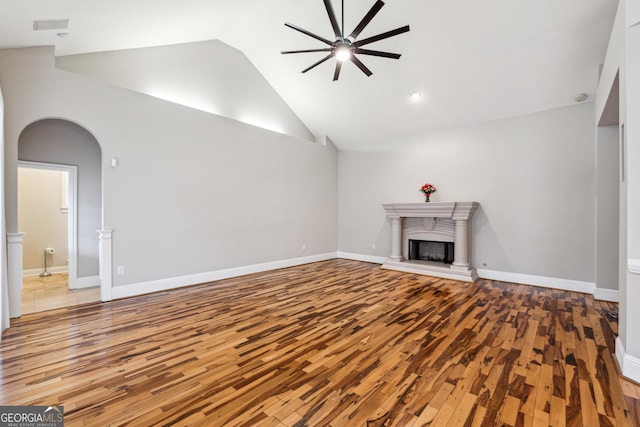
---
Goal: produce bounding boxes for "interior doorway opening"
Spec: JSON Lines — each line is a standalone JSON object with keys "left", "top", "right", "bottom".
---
{"left": 17, "top": 162, "right": 99, "bottom": 314}
{"left": 12, "top": 118, "right": 104, "bottom": 316}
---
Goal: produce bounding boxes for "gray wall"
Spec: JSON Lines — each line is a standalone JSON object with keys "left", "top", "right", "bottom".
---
{"left": 594, "top": 125, "right": 619, "bottom": 291}
{"left": 339, "top": 103, "right": 596, "bottom": 282}
{"left": 1, "top": 47, "right": 338, "bottom": 289}
{"left": 18, "top": 119, "right": 102, "bottom": 278}
{"left": 56, "top": 40, "right": 315, "bottom": 143}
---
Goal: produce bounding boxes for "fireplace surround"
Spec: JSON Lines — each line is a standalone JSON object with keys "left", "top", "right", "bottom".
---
{"left": 381, "top": 202, "right": 479, "bottom": 281}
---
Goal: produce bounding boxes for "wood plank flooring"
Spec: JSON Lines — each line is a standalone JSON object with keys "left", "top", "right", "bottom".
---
{"left": 0, "top": 259, "right": 637, "bottom": 426}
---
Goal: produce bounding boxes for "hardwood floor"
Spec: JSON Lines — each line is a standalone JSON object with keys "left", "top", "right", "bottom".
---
{"left": 0, "top": 259, "right": 638, "bottom": 426}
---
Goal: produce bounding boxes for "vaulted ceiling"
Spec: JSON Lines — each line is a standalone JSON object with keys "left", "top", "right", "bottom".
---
{"left": 0, "top": 0, "right": 618, "bottom": 149}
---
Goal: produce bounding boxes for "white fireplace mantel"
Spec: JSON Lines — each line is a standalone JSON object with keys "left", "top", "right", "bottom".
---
{"left": 381, "top": 202, "right": 479, "bottom": 282}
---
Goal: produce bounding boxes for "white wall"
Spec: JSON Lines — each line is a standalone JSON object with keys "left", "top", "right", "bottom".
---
{"left": 56, "top": 40, "right": 315, "bottom": 143}
{"left": 339, "top": 103, "right": 596, "bottom": 285}
{"left": 0, "top": 84, "right": 9, "bottom": 335}
{"left": 18, "top": 168, "right": 68, "bottom": 272}
{"left": 593, "top": 0, "right": 640, "bottom": 382}
{"left": 0, "top": 47, "right": 338, "bottom": 293}
{"left": 624, "top": 6, "right": 640, "bottom": 361}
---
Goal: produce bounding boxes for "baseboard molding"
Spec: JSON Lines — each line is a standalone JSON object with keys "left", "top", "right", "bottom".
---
{"left": 337, "top": 254, "right": 611, "bottom": 298}
{"left": 110, "top": 252, "right": 618, "bottom": 302}
{"left": 616, "top": 337, "right": 640, "bottom": 383}
{"left": 111, "top": 252, "right": 338, "bottom": 300}
{"left": 75, "top": 275, "right": 100, "bottom": 289}
{"left": 593, "top": 287, "right": 620, "bottom": 302}
{"left": 23, "top": 266, "right": 68, "bottom": 277}
{"left": 336, "top": 252, "right": 386, "bottom": 265}
{"left": 475, "top": 269, "right": 596, "bottom": 295}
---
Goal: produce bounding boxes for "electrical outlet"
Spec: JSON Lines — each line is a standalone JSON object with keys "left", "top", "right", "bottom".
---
{"left": 117, "top": 266, "right": 125, "bottom": 275}
{"left": 302, "top": 245, "right": 306, "bottom": 251}
{"left": 372, "top": 244, "right": 376, "bottom": 250}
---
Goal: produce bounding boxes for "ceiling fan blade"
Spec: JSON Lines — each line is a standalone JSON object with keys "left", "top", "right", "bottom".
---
{"left": 353, "top": 25, "right": 410, "bottom": 47}
{"left": 302, "top": 53, "right": 335, "bottom": 73}
{"left": 354, "top": 48, "right": 401, "bottom": 59}
{"left": 323, "top": 0, "right": 343, "bottom": 38}
{"left": 285, "top": 22, "right": 334, "bottom": 46}
{"left": 348, "top": 0, "right": 385, "bottom": 40}
{"left": 282, "top": 48, "right": 333, "bottom": 54}
{"left": 333, "top": 61, "right": 343, "bottom": 81}
{"left": 350, "top": 55, "right": 373, "bottom": 77}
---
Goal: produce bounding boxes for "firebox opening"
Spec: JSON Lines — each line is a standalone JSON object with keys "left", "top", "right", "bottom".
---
{"left": 408, "top": 239, "right": 454, "bottom": 264}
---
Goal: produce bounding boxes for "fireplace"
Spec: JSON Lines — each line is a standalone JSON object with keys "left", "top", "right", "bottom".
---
{"left": 408, "top": 239, "right": 454, "bottom": 264}
{"left": 381, "top": 202, "right": 479, "bottom": 281}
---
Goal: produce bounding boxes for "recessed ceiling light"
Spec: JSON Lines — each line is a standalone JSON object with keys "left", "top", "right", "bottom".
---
{"left": 410, "top": 91, "right": 422, "bottom": 100}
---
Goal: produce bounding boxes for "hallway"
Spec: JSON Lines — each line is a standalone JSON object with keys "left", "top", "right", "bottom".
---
{"left": 21, "top": 273, "right": 100, "bottom": 314}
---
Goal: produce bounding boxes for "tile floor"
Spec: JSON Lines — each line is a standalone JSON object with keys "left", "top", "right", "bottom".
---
{"left": 21, "top": 273, "right": 101, "bottom": 314}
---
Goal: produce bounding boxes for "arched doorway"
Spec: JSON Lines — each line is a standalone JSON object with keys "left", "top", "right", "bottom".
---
{"left": 16, "top": 119, "right": 103, "bottom": 314}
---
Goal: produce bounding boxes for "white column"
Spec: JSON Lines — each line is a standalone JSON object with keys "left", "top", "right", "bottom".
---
{"left": 452, "top": 220, "right": 470, "bottom": 267}
{"left": 98, "top": 230, "right": 113, "bottom": 302}
{"left": 6, "top": 232, "right": 25, "bottom": 318}
{"left": 389, "top": 217, "right": 404, "bottom": 261}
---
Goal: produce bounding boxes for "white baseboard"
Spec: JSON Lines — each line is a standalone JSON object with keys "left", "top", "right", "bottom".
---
{"left": 593, "top": 287, "right": 620, "bottom": 302}
{"left": 337, "top": 254, "right": 615, "bottom": 299}
{"left": 109, "top": 252, "right": 618, "bottom": 303}
{"left": 75, "top": 275, "right": 100, "bottom": 289}
{"left": 616, "top": 337, "right": 640, "bottom": 383}
{"left": 111, "top": 252, "right": 338, "bottom": 300}
{"left": 337, "top": 252, "right": 386, "bottom": 264}
{"left": 23, "top": 266, "right": 68, "bottom": 277}
{"left": 477, "top": 268, "right": 595, "bottom": 295}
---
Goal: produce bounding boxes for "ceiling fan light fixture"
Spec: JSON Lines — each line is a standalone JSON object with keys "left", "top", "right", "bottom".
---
{"left": 281, "top": 0, "right": 410, "bottom": 81}
{"left": 335, "top": 44, "right": 352, "bottom": 62}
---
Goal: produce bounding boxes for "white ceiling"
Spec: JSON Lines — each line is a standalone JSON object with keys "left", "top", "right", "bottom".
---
{"left": 0, "top": 0, "right": 618, "bottom": 149}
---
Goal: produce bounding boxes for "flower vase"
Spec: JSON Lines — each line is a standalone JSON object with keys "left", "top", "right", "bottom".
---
{"left": 424, "top": 194, "right": 431, "bottom": 202}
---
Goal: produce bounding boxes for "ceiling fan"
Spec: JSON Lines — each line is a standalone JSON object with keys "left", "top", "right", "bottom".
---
{"left": 281, "top": 0, "right": 410, "bottom": 81}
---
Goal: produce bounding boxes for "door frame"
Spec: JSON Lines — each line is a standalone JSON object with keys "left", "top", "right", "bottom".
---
{"left": 18, "top": 161, "right": 78, "bottom": 289}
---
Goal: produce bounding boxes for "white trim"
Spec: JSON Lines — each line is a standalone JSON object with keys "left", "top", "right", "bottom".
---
{"left": 98, "top": 230, "right": 113, "bottom": 301}
{"left": 6, "top": 232, "right": 25, "bottom": 318}
{"left": 337, "top": 251, "right": 386, "bottom": 264}
{"left": 76, "top": 275, "right": 100, "bottom": 289}
{"left": 338, "top": 254, "right": 605, "bottom": 295}
{"left": 23, "top": 266, "right": 68, "bottom": 277}
{"left": 18, "top": 161, "right": 78, "bottom": 290}
{"left": 593, "top": 287, "right": 620, "bottom": 302}
{"left": 111, "top": 252, "right": 338, "bottom": 300}
{"left": 476, "top": 269, "right": 595, "bottom": 294}
{"left": 616, "top": 337, "right": 640, "bottom": 383}
{"left": 629, "top": 259, "right": 640, "bottom": 275}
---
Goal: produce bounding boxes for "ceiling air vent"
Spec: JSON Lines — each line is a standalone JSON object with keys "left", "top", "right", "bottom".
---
{"left": 33, "top": 19, "right": 70, "bottom": 31}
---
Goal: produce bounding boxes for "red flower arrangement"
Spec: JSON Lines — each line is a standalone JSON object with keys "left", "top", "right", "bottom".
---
{"left": 420, "top": 183, "right": 437, "bottom": 195}
{"left": 420, "top": 183, "right": 437, "bottom": 202}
